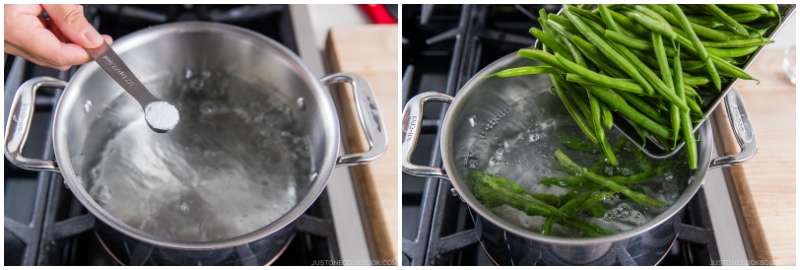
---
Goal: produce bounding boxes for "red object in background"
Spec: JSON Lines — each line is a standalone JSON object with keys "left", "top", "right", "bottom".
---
{"left": 360, "top": 4, "right": 397, "bottom": 24}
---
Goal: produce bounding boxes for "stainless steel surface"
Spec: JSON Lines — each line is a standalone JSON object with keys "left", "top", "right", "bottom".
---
{"left": 321, "top": 73, "right": 388, "bottom": 167}
{"left": 4, "top": 77, "right": 66, "bottom": 172}
{"left": 401, "top": 49, "right": 759, "bottom": 265}
{"left": 401, "top": 92, "right": 452, "bottom": 179}
{"left": 709, "top": 90, "right": 758, "bottom": 169}
{"left": 614, "top": 4, "right": 795, "bottom": 159}
{"left": 85, "top": 41, "right": 179, "bottom": 133}
{"left": 4, "top": 21, "right": 385, "bottom": 265}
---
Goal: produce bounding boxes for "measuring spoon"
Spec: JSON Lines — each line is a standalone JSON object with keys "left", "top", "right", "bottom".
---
{"left": 85, "top": 41, "right": 179, "bottom": 133}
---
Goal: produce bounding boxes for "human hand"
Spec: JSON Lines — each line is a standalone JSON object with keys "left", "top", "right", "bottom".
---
{"left": 4, "top": 4, "right": 114, "bottom": 70}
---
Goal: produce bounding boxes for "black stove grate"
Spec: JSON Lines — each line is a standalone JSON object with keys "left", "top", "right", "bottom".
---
{"left": 401, "top": 4, "right": 721, "bottom": 266}
{"left": 4, "top": 4, "right": 339, "bottom": 266}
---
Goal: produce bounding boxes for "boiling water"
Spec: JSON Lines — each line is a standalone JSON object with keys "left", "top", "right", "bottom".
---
{"left": 462, "top": 91, "right": 691, "bottom": 237}
{"left": 82, "top": 70, "right": 312, "bottom": 242}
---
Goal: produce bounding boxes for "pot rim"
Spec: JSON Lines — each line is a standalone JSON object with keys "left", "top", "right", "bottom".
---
{"left": 52, "top": 21, "right": 340, "bottom": 250}
{"left": 440, "top": 51, "right": 709, "bottom": 245}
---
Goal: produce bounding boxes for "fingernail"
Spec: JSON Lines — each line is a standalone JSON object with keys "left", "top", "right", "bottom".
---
{"left": 83, "top": 26, "right": 104, "bottom": 47}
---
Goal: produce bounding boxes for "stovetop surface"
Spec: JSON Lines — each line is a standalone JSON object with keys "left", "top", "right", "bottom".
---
{"left": 400, "top": 4, "right": 721, "bottom": 266}
{"left": 4, "top": 4, "right": 339, "bottom": 266}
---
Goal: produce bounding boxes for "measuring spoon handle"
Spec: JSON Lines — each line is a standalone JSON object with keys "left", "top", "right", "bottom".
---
{"left": 86, "top": 41, "right": 157, "bottom": 107}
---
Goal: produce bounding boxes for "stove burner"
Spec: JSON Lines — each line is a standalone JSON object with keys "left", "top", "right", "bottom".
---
{"left": 401, "top": 4, "right": 721, "bottom": 266}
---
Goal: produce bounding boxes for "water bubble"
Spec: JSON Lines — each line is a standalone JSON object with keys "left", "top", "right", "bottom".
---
{"left": 297, "top": 97, "right": 306, "bottom": 110}
{"left": 310, "top": 171, "right": 318, "bottom": 182}
{"left": 528, "top": 133, "right": 540, "bottom": 142}
{"left": 184, "top": 69, "right": 194, "bottom": 79}
{"left": 201, "top": 70, "right": 212, "bottom": 78}
{"left": 179, "top": 202, "right": 189, "bottom": 212}
{"left": 83, "top": 100, "right": 93, "bottom": 113}
{"left": 469, "top": 115, "right": 477, "bottom": 127}
{"left": 90, "top": 167, "right": 101, "bottom": 179}
{"left": 200, "top": 102, "right": 216, "bottom": 115}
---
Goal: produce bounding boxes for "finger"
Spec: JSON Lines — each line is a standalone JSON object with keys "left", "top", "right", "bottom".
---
{"left": 23, "top": 27, "right": 94, "bottom": 69}
{"left": 41, "top": 4, "right": 104, "bottom": 49}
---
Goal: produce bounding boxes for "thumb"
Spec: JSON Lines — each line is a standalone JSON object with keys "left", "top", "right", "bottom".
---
{"left": 41, "top": 4, "right": 104, "bottom": 49}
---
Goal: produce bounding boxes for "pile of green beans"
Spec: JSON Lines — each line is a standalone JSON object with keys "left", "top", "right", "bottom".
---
{"left": 488, "top": 4, "right": 780, "bottom": 169}
{"left": 470, "top": 137, "right": 676, "bottom": 237}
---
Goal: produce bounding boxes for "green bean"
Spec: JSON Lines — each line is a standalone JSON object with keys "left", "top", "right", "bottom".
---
{"left": 518, "top": 49, "right": 566, "bottom": 70}
{"left": 564, "top": 82, "right": 594, "bottom": 127}
{"left": 532, "top": 193, "right": 562, "bottom": 206}
{"left": 706, "top": 46, "right": 760, "bottom": 58}
{"left": 485, "top": 66, "right": 564, "bottom": 78}
{"left": 674, "top": 45, "right": 698, "bottom": 170}
{"left": 686, "top": 95, "right": 704, "bottom": 116}
{"left": 702, "top": 37, "right": 773, "bottom": 48}
{"left": 547, "top": 17, "right": 579, "bottom": 38}
{"left": 548, "top": 13, "right": 575, "bottom": 30}
{"left": 765, "top": 4, "right": 780, "bottom": 22}
{"left": 645, "top": 4, "right": 731, "bottom": 42}
{"left": 552, "top": 74, "right": 599, "bottom": 145}
{"left": 608, "top": 8, "right": 650, "bottom": 37}
{"left": 598, "top": 4, "right": 621, "bottom": 32}
{"left": 529, "top": 27, "right": 572, "bottom": 61}
{"left": 686, "top": 15, "right": 723, "bottom": 28}
{"left": 474, "top": 182, "right": 566, "bottom": 217}
{"left": 605, "top": 30, "right": 651, "bottom": 51}
{"left": 626, "top": 10, "right": 678, "bottom": 40}
{"left": 554, "top": 149, "right": 669, "bottom": 208}
{"left": 705, "top": 4, "right": 749, "bottom": 37}
{"left": 710, "top": 54, "right": 756, "bottom": 81}
{"left": 542, "top": 217, "right": 555, "bottom": 235}
{"left": 559, "top": 134, "right": 596, "bottom": 153}
{"left": 601, "top": 102, "right": 614, "bottom": 129}
{"left": 570, "top": 36, "right": 629, "bottom": 80}
{"left": 604, "top": 38, "right": 689, "bottom": 111}
{"left": 473, "top": 173, "right": 567, "bottom": 217}
{"left": 581, "top": 84, "right": 673, "bottom": 139}
{"left": 589, "top": 204, "right": 607, "bottom": 218}
{"left": 577, "top": 191, "right": 616, "bottom": 215}
{"left": 590, "top": 91, "right": 618, "bottom": 165}
{"left": 556, "top": 187, "right": 599, "bottom": 216}
{"left": 474, "top": 171, "right": 528, "bottom": 194}
{"left": 577, "top": 4, "right": 594, "bottom": 10}
{"left": 564, "top": 6, "right": 655, "bottom": 95}
{"left": 730, "top": 12, "right": 767, "bottom": 23}
{"left": 668, "top": 4, "right": 722, "bottom": 91}
{"left": 607, "top": 162, "right": 675, "bottom": 184}
{"left": 567, "top": 4, "right": 605, "bottom": 26}
{"left": 556, "top": 54, "right": 646, "bottom": 94}
{"left": 616, "top": 90, "right": 669, "bottom": 126}
{"left": 652, "top": 31, "right": 682, "bottom": 149}
{"left": 720, "top": 4, "right": 771, "bottom": 15}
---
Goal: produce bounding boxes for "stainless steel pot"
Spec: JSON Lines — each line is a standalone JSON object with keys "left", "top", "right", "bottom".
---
{"left": 5, "top": 22, "right": 387, "bottom": 265}
{"left": 402, "top": 52, "right": 756, "bottom": 265}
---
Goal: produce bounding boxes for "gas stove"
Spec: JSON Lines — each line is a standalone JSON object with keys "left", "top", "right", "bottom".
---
{"left": 401, "top": 4, "right": 745, "bottom": 266}
{"left": 3, "top": 4, "right": 347, "bottom": 266}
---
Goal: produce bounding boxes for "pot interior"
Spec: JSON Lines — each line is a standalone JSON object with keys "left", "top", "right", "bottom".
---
{"left": 442, "top": 53, "right": 711, "bottom": 240}
{"left": 54, "top": 22, "right": 338, "bottom": 245}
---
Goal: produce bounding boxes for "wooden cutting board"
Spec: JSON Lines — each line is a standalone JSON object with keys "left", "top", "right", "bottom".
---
{"left": 325, "top": 25, "right": 398, "bottom": 265}
{"left": 712, "top": 48, "right": 795, "bottom": 266}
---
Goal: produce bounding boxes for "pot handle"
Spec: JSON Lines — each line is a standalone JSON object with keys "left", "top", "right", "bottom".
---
{"left": 321, "top": 72, "right": 388, "bottom": 166}
{"left": 401, "top": 92, "right": 453, "bottom": 179}
{"left": 4, "top": 76, "right": 67, "bottom": 172}
{"left": 709, "top": 89, "right": 758, "bottom": 169}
